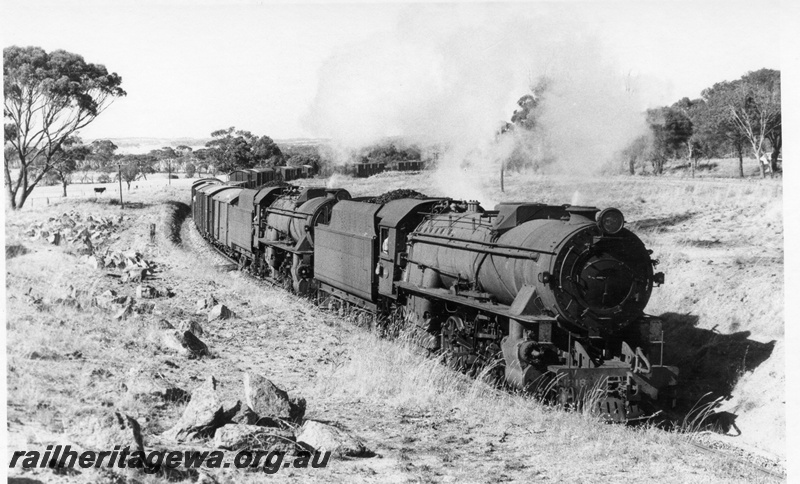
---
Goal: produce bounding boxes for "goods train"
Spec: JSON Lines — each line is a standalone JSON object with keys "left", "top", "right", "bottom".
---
{"left": 226, "top": 160, "right": 425, "bottom": 188}
{"left": 191, "top": 178, "right": 678, "bottom": 422}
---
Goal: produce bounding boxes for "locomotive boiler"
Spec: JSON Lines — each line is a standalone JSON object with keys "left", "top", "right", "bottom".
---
{"left": 399, "top": 202, "right": 676, "bottom": 420}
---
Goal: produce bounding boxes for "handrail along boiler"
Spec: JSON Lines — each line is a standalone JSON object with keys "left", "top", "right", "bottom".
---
{"left": 191, "top": 180, "right": 678, "bottom": 422}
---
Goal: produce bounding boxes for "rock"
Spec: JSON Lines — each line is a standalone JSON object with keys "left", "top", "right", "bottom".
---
{"left": 127, "top": 268, "right": 147, "bottom": 283}
{"left": 162, "top": 376, "right": 225, "bottom": 442}
{"left": 180, "top": 320, "right": 204, "bottom": 337}
{"left": 135, "top": 302, "right": 156, "bottom": 314}
{"left": 296, "top": 420, "right": 371, "bottom": 458}
{"left": 161, "top": 330, "right": 209, "bottom": 358}
{"left": 183, "top": 330, "right": 210, "bottom": 358}
{"left": 230, "top": 405, "right": 261, "bottom": 426}
{"left": 60, "top": 214, "right": 76, "bottom": 228}
{"left": 136, "top": 285, "right": 156, "bottom": 299}
{"left": 162, "top": 331, "right": 189, "bottom": 355}
{"left": 94, "top": 290, "right": 118, "bottom": 309}
{"left": 289, "top": 396, "right": 307, "bottom": 423}
{"left": 224, "top": 401, "right": 286, "bottom": 428}
{"left": 113, "top": 304, "right": 133, "bottom": 320}
{"left": 243, "top": 373, "right": 304, "bottom": 422}
{"left": 157, "top": 319, "right": 175, "bottom": 330}
{"left": 78, "top": 411, "right": 146, "bottom": 454}
{"left": 48, "top": 232, "right": 61, "bottom": 245}
{"left": 213, "top": 425, "right": 295, "bottom": 453}
{"left": 207, "top": 304, "right": 232, "bottom": 321}
{"left": 195, "top": 297, "right": 217, "bottom": 312}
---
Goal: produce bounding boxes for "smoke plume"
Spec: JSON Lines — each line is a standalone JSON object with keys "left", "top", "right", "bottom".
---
{"left": 304, "top": 4, "right": 650, "bottom": 205}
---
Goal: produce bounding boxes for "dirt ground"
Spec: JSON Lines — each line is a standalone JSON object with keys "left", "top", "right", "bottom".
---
{"left": 4, "top": 164, "right": 785, "bottom": 482}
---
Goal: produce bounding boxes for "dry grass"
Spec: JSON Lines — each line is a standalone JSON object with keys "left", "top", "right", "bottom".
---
{"left": 5, "top": 164, "right": 784, "bottom": 482}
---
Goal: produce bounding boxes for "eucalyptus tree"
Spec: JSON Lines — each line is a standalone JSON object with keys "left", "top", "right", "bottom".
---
{"left": 4, "top": 46, "right": 125, "bottom": 208}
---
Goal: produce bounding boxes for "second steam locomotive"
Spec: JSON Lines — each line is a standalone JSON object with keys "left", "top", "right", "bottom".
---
{"left": 191, "top": 177, "right": 678, "bottom": 421}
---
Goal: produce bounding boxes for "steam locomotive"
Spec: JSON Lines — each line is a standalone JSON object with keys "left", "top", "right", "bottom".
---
{"left": 191, "top": 178, "right": 678, "bottom": 421}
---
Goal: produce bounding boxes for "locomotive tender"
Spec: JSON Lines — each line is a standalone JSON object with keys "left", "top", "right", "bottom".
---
{"left": 191, "top": 178, "right": 678, "bottom": 421}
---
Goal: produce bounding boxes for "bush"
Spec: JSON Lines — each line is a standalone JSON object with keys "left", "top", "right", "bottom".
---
{"left": 185, "top": 163, "right": 196, "bottom": 178}
{"left": 98, "top": 173, "right": 111, "bottom": 183}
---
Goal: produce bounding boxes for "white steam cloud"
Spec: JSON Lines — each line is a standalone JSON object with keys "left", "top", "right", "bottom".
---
{"left": 304, "top": 5, "right": 650, "bottom": 205}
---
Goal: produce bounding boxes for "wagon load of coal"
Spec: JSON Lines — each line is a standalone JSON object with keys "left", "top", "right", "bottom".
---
{"left": 365, "top": 189, "right": 428, "bottom": 204}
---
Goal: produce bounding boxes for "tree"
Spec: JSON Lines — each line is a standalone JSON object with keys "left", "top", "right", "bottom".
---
{"left": 4, "top": 46, "right": 125, "bottom": 209}
{"left": 204, "top": 127, "right": 284, "bottom": 172}
{"left": 703, "top": 69, "right": 781, "bottom": 177}
{"left": 120, "top": 161, "right": 139, "bottom": 190}
{"left": 88, "top": 139, "right": 118, "bottom": 171}
{"left": 645, "top": 107, "right": 693, "bottom": 175}
{"left": 51, "top": 136, "right": 89, "bottom": 196}
{"left": 251, "top": 135, "right": 283, "bottom": 167}
{"left": 206, "top": 127, "right": 254, "bottom": 173}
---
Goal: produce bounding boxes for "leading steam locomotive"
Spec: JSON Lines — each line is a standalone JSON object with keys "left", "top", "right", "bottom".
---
{"left": 191, "top": 178, "right": 678, "bottom": 421}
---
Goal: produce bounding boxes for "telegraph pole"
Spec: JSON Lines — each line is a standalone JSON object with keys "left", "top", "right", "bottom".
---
{"left": 117, "top": 163, "right": 124, "bottom": 209}
{"left": 168, "top": 159, "right": 171, "bottom": 185}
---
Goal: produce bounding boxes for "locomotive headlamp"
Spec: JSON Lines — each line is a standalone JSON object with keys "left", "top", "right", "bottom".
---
{"left": 597, "top": 208, "right": 624, "bottom": 234}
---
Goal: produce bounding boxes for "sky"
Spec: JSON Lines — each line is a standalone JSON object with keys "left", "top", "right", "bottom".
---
{"left": 1, "top": 0, "right": 786, "bottom": 142}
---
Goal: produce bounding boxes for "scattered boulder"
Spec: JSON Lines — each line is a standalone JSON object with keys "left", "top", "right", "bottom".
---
{"left": 196, "top": 296, "right": 218, "bottom": 313}
{"left": 243, "top": 373, "right": 305, "bottom": 423}
{"left": 135, "top": 302, "right": 156, "bottom": 315}
{"left": 136, "top": 285, "right": 157, "bottom": 299}
{"left": 162, "top": 376, "right": 225, "bottom": 442}
{"left": 208, "top": 304, "right": 232, "bottom": 322}
{"left": 230, "top": 405, "right": 261, "bottom": 426}
{"left": 124, "top": 268, "right": 148, "bottom": 283}
{"left": 227, "top": 402, "right": 287, "bottom": 429}
{"left": 162, "top": 331, "right": 189, "bottom": 356}
{"left": 214, "top": 425, "right": 295, "bottom": 453}
{"left": 180, "top": 320, "right": 204, "bottom": 337}
{"left": 113, "top": 303, "right": 134, "bottom": 320}
{"left": 296, "top": 420, "right": 371, "bottom": 458}
{"left": 93, "top": 290, "right": 117, "bottom": 309}
{"left": 183, "top": 330, "right": 210, "bottom": 358}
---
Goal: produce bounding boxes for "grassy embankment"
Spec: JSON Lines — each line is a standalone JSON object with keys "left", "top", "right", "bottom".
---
{"left": 5, "top": 162, "right": 783, "bottom": 482}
